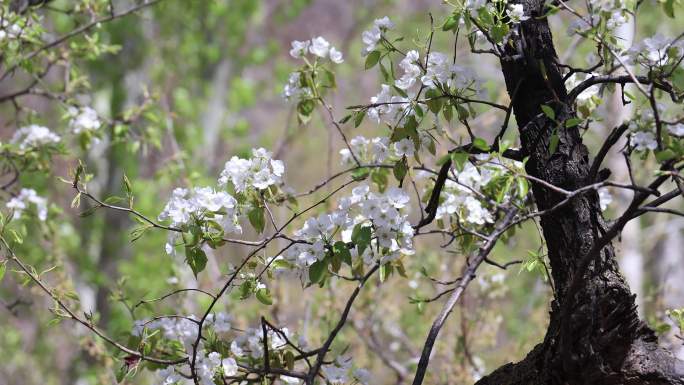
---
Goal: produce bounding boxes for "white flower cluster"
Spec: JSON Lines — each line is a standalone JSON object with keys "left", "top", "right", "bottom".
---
{"left": 506, "top": 4, "right": 528, "bottom": 23}
{"left": 565, "top": 73, "right": 600, "bottom": 116}
{"left": 11, "top": 125, "right": 61, "bottom": 150}
{"left": 218, "top": 148, "right": 285, "bottom": 193}
{"left": 339, "top": 135, "right": 417, "bottom": 165}
{"left": 289, "top": 36, "right": 343, "bottom": 63}
{"left": 158, "top": 187, "right": 240, "bottom": 230}
{"left": 422, "top": 52, "right": 479, "bottom": 91}
{"left": 284, "top": 36, "right": 343, "bottom": 101}
{"left": 133, "top": 313, "right": 237, "bottom": 385}
{"left": 230, "top": 326, "right": 290, "bottom": 359}
{"left": 628, "top": 34, "right": 684, "bottom": 67}
{"left": 598, "top": 187, "right": 612, "bottom": 211}
{"left": 395, "top": 50, "right": 422, "bottom": 91}
{"left": 366, "top": 84, "right": 414, "bottom": 127}
{"left": 5, "top": 188, "right": 48, "bottom": 221}
{"left": 157, "top": 351, "right": 237, "bottom": 385}
{"left": 625, "top": 106, "right": 677, "bottom": 152}
{"left": 283, "top": 71, "right": 312, "bottom": 101}
{"left": 282, "top": 184, "right": 414, "bottom": 271}
{"left": 366, "top": 50, "right": 480, "bottom": 126}
{"left": 464, "top": 0, "right": 489, "bottom": 16}
{"left": 0, "top": 19, "right": 23, "bottom": 42}
{"left": 435, "top": 159, "right": 513, "bottom": 226}
{"left": 321, "top": 356, "right": 370, "bottom": 385}
{"left": 437, "top": 163, "right": 494, "bottom": 225}
{"left": 669, "top": 123, "right": 684, "bottom": 137}
{"left": 361, "top": 16, "right": 394, "bottom": 55}
{"left": 158, "top": 187, "right": 241, "bottom": 254}
{"left": 68, "top": 106, "right": 101, "bottom": 134}
{"left": 630, "top": 131, "right": 657, "bottom": 151}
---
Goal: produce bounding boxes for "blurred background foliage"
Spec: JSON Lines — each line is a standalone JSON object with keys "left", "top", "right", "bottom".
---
{"left": 0, "top": 0, "right": 682, "bottom": 384}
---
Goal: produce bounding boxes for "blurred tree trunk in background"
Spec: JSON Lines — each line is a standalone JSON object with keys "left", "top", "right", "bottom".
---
{"left": 604, "top": 14, "right": 645, "bottom": 315}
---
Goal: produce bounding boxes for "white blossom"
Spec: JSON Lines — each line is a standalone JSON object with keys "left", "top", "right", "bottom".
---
{"left": 669, "top": 123, "right": 684, "bottom": 136}
{"left": 598, "top": 188, "right": 612, "bottom": 211}
{"left": 329, "top": 47, "right": 344, "bottom": 63}
{"left": 6, "top": 188, "right": 48, "bottom": 221}
{"left": 393, "top": 138, "right": 415, "bottom": 157}
{"left": 220, "top": 357, "right": 238, "bottom": 376}
{"left": 11, "top": 125, "right": 61, "bottom": 150}
{"left": 506, "top": 4, "right": 528, "bottom": 23}
{"left": 309, "top": 36, "right": 330, "bottom": 58}
{"left": 361, "top": 16, "right": 394, "bottom": 55}
{"left": 289, "top": 40, "right": 310, "bottom": 58}
{"left": 630, "top": 131, "right": 657, "bottom": 151}
{"left": 68, "top": 106, "right": 101, "bottom": 134}
{"left": 219, "top": 148, "right": 285, "bottom": 192}
{"left": 395, "top": 50, "right": 421, "bottom": 91}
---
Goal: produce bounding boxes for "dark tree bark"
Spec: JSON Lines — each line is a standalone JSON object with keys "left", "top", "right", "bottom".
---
{"left": 475, "top": 1, "right": 684, "bottom": 383}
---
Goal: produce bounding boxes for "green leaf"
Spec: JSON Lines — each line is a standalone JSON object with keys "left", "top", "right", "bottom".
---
{"left": 256, "top": 288, "right": 273, "bottom": 305}
{"left": 541, "top": 105, "right": 555, "bottom": 120}
{"left": 333, "top": 241, "right": 352, "bottom": 266}
{"left": 371, "top": 170, "right": 388, "bottom": 192}
{"left": 472, "top": 137, "right": 490, "bottom": 151}
{"left": 517, "top": 178, "right": 529, "bottom": 199}
{"left": 248, "top": 207, "right": 265, "bottom": 234}
{"left": 655, "top": 149, "right": 676, "bottom": 162}
{"left": 351, "top": 225, "right": 372, "bottom": 256}
{"left": 565, "top": 118, "right": 582, "bottom": 128}
{"left": 379, "top": 264, "right": 392, "bottom": 282}
{"left": 309, "top": 260, "right": 327, "bottom": 284}
{"left": 297, "top": 99, "right": 315, "bottom": 116}
{"left": 664, "top": 0, "right": 675, "bottom": 17}
{"left": 549, "top": 129, "right": 560, "bottom": 154}
{"left": 352, "top": 167, "right": 370, "bottom": 181}
{"left": 354, "top": 111, "right": 365, "bottom": 127}
{"left": 238, "top": 279, "right": 256, "bottom": 299}
{"left": 442, "top": 14, "right": 459, "bottom": 31}
{"left": 442, "top": 103, "right": 453, "bottom": 121}
{"left": 186, "top": 246, "right": 208, "bottom": 277}
{"left": 339, "top": 114, "right": 353, "bottom": 124}
{"left": 365, "top": 50, "right": 381, "bottom": 70}
{"left": 284, "top": 351, "right": 295, "bottom": 370}
{"left": 491, "top": 23, "right": 509, "bottom": 44}
{"left": 0, "top": 261, "right": 6, "bottom": 282}
{"left": 393, "top": 157, "right": 408, "bottom": 183}
{"left": 450, "top": 151, "right": 469, "bottom": 171}
{"left": 321, "top": 68, "right": 336, "bottom": 88}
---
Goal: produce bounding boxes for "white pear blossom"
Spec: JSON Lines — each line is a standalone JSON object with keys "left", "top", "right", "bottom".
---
{"left": 329, "top": 47, "right": 344, "bottom": 63}
{"left": 68, "top": 106, "right": 101, "bottom": 134}
{"left": 628, "top": 34, "right": 681, "bottom": 67}
{"left": 280, "top": 375, "right": 302, "bottom": 384}
{"left": 361, "top": 16, "right": 394, "bottom": 55}
{"left": 506, "top": 4, "right": 528, "bottom": 23}
{"left": 289, "top": 40, "right": 310, "bottom": 58}
{"left": 309, "top": 36, "right": 331, "bottom": 58}
{"left": 630, "top": 131, "right": 657, "bottom": 151}
{"left": 11, "top": 125, "right": 61, "bottom": 150}
{"left": 157, "top": 366, "right": 181, "bottom": 385}
{"left": 598, "top": 188, "right": 612, "bottom": 211}
{"left": 395, "top": 50, "right": 421, "bottom": 91}
{"left": 6, "top": 188, "right": 48, "bottom": 221}
{"left": 220, "top": 357, "right": 238, "bottom": 376}
{"left": 393, "top": 138, "right": 415, "bottom": 157}
{"left": 219, "top": 148, "right": 285, "bottom": 192}
{"left": 669, "top": 123, "right": 684, "bottom": 136}
{"left": 282, "top": 183, "right": 414, "bottom": 271}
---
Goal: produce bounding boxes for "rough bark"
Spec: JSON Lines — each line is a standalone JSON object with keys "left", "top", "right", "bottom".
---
{"left": 475, "top": 1, "right": 684, "bottom": 383}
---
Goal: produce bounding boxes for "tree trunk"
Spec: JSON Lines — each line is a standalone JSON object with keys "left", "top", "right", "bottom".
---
{"left": 475, "top": 1, "right": 684, "bottom": 383}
